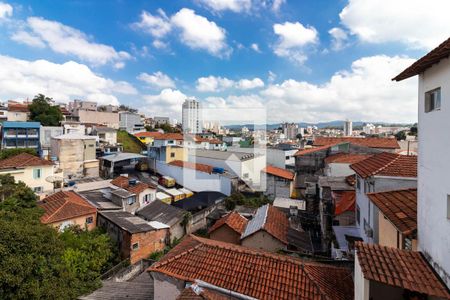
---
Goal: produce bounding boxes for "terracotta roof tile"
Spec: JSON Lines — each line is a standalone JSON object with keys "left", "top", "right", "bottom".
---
{"left": 8, "top": 103, "right": 29, "bottom": 112}
{"left": 333, "top": 191, "right": 356, "bottom": 216}
{"left": 324, "top": 153, "right": 373, "bottom": 164}
{"left": 208, "top": 211, "right": 248, "bottom": 235}
{"left": 393, "top": 37, "right": 450, "bottom": 81}
{"left": 154, "top": 133, "right": 184, "bottom": 140}
{"left": 169, "top": 160, "right": 214, "bottom": 174}
{"left": 39, "top": 191, "right": 96, "bottom": 224}
{"left": 355, "top": 242, "right": 450, "bottom": 299}
{"left": 0, "top": 153, "right": 53, "bottom": 170}
{"left": 314, "top": 137, "right": 400, "bottom": 149}
{"left": 368, "top": 189, "right": 417, "bottom": 235}
{"left": 262, "top": 165, "right": 294, "bottom": 180}
{"left": 150, "top": 235, "right": 354, "bottom": 300}
{"left": 134, "top": 131, "right": 162, "bottom": 138}
{"left": 350, "top": 152, "right": 417, "bottom": 179}
{"left": 110, "top": 176, "right": 155, "bottom": 194}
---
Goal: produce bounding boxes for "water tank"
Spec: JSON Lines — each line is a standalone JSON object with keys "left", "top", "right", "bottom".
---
{"left": 212, "top": 167, "right": 225, "bottom": 174}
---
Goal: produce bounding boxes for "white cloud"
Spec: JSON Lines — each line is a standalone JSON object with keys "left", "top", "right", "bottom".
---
{"left": 329, "top": 27, "right": 349, "bottom": 51}
{"left": 271, "top": 0, "right": 285, "bottom": 12}
{"left": 137, "top": 71, "right": 176, "bottom": 89}
{"left": 12, "top": 17, "right": 132, "bottom": 67}
{"left": 237, "top": 78, "right": 264, "bottom": 90}
{"left": 143, "top": 88, "right": 187, "bottom": 118}
{"left": 171, "top": 8, "right": 230, "bottom": 57}
{"left": 0, "top": 1, "right": 12, "bottom": 19}
{"left": 268, "top": 71, "right": 276, "bottom": 83}
{"left": 196, "top": 76, "right": 234, "bottom": 92}
{"left": 250, "top": 43, "right": 260, "bottom": 52}
{"left": 152, "top": 40, "right": 168, "bottom": 49}
{"left": 340, "top": 0, "right": 450, "bottom": 50}
{"left": 196, "top": 0, "right": 252, "bottom": 13}
{"left": 273, "top": 21, "right": 318, "bottom": 64}
{"left": 0, "top": 55, "right": 137, "bottom": 105}
{"left": 133, "top": 9, "right": 171, "bottom": 38}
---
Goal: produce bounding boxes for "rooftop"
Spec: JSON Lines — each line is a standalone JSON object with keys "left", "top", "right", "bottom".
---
{"left": 79, "top": 188, "right": 122, "bottom": 210}
{"left": 53, "top": 132, "right": 96, "bottom": 140}
{"left": 111, "top": 176, "right": 155, "bottom": 194}
{"left": 8, "top": 103, "right": 29, "bottom": 113}
{"left": 262, "top": 165, "right": 294, "bottom": 180}
{"left": 134, "top": 131, "right": 162, "bottom": 138}
{"left": 98, "top": 211, "right": 157, "bottom": 234}
{"left": 208, "top": 211, "right": 248, "bottom": 235}
{"left": 169, "top": 160, "right": 214, "bottom": 174}
{"left": 149, "top": 235, "right": 354, "bottom": 300}
{"left": 0, "top": 153, "right": 53, "bottom": 170}
{"left": 100, "top": 152, "right": 147, "bottom": 162}
{"left": 136, "top": 200, "right": 186, "bottom": 226}
{"left": 2, "top": 121, "right": 40, "bottom": 128}
{"left": 355, "top": 242, "right": 450, "bottom": 299}
{"left": 313, "top": 137, "right": 400, "bottom": 149}
{"left": 367, "top": 188, "right": 417, "bottom": 235}
{"left": 39, "top": 191, "right": 97, "bottom": 224}
{"left": 350, "top": 152, "right": 417, "bottom": 179}
{"left": 294, "top": 144, "right": 336, "bottom": 156}
{"left": 393, "top": 37, "right": 450, "bottom": 81}
{"left": 191, "top": 149, "right": 258, "bottom": 161}
{"left": 324, "top": 153, "right": 373, "bottom": 164}
{"left": 154, "top": 133, "right": 184, "bottom": 140}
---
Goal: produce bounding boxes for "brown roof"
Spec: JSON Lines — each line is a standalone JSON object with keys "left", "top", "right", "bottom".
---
{"left": 39, "top": 191, "right": 96, "bottom": 224}
{"left": 355, "top": 242, "right": 450, "bottom": 299}
{"left": 8, "top": 103, "right": 29, "bottom": 113}
{"left": 150, "top": 235, "right": 354, "bottom": 300}
{"left": 350, "top": 152, "right": 417, "bottom": 179}
{"left": 367, "top": 189, "right": 417, "bottom": 235}
{"left": 324, "top": 153, "right": 373, "bottom": 164}
{"left": 110, "top": 176, "right": 155, "bottom": 194}
{"left": 134, "top": 131, "right": 162, "bottom": 138}
{"left": 262, "top": 165, "right": 294, "bottom": 180}
{"left": 169, "top": 160, "right": 214, "bottom": 174}
{"left": 208, "top": 211, "right": 248, "bottom": 235}
{"left": 294, "top": 144, "right": 335, "bottom": 156}
{"left": 154, "top": 133, "right": 184, "bottom": 140}
{"left": 393, "top": 37, "right": 450, "bottom": 81}
{"left": 0, "top": 153, "right": 53, "bottom": 170}
{"left": 313, "top": 137, "right": 400, "bottom": 149}
{"left": 333, "top": 191, "right": 356, "bottom": 216}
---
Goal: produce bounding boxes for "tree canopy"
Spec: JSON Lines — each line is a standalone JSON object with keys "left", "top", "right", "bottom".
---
{"left": 0, "top": 148, "right": 37, "bottom": 160}
{"left": 29, "top": 94, "right": 63, "bottom": 126}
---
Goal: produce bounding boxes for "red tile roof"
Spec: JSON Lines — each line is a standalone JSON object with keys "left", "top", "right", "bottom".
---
{"left": 333, "top": 191, "right": 356, "bottom": 216}
{"left": 242, "top": 205, "right": 289, "bottom": 244}
{"left": 39, "top": 191, "right": 96, "bottom": 224}
{"left": 134, "top": 131, "right": 162, "bottom": 138}
{"left": 314, "top": 137, "right": 400, "bottom": 149}
{"left": 8, "top": 103, "right": 29, "bottom": 112}
{"left": 150, "top": 235, "right": 354, "bottom": 300}
{"left": 154, "top": 133, "right": 184, "bottom": 140}
{"left": 355, "top": 242, "right": 450, "bottom": 299}
{"left": 262, "top": 165, "right": 294, "bottom": 180}
{"left": 393, "top": 37, "right": 450, "bottom": 81}
{"left": 208, "top": 211, "right": 248, "bottom": 235}
{"left": 110, "top": 176, "right": 155, "bottom": 193}
{"left": 294, "top": 144, "right": 335, "bottom": 156}
{"left": 0, "top": 153, "right": 53, "bottom": 170}
{"left": 350, "top": 152, "right": 417, "bottom": 179}
{"left": 324, "top": 153, "right": 373, "bottom": 164}
{"left": 367, "top": 189, "right": 417, "bottom": 235}
{"left": 169, "top": 160, "right": 214, "bottom": 174}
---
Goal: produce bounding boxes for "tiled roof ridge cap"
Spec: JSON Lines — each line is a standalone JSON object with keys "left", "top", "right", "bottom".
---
{"left": 366, "top": 187, "right": 417, "bottom": 196}
{"left": 371, "top": 153, "right": 404, "bottom": 176}
{"left": 300, "top": 263, "right": 332, "bottom": 300}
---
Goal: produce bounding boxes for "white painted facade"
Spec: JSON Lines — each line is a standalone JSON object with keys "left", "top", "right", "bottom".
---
{"left": 325, "top": 162, "right": 354, "bottom": 177}
{"left": 417, "top": 56, "right": 450, "bottom": 287}
{"left": 182, "top": 98, "right": 202, "bottom": 134}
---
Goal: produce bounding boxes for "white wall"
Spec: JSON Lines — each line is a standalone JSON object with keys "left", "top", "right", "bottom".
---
{"left": 0, "top": 165, "right": 55, "bottom": 196}
{"left": 325, "top": 162, "right": 354, "bottom": 177}
{"left": 418, "top": 57, "right": 450, "bottom": 287}
{"left": 354, "top": 255, "right": 370, "bottom": 300}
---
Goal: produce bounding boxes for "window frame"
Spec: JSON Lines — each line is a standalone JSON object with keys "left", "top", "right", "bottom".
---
{"left": 85, "top": 216, "right": 94, "bottom": 224}
{"left": 425, "top": 87, "right": 441, "bottom": 113}
{"left": 132, "top": 242, "right": 139, "bottom": 250}
{"left": 33, "top": 168, "right": 42, "bottom": 179}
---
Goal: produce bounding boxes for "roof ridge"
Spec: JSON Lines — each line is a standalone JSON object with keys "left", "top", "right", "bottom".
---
{"left": 366, "top": 187, "right": 417, "bottom": 196}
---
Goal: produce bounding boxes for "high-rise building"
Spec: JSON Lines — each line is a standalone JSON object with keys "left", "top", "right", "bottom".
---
{"left": 343, "top": 119, "right": 353, "bottom": 136}
{"left": 281, "top": 122, "right": 299, "bottom": 140}
{"left": 182, "top": 98, "right": 202, "bottom": 134}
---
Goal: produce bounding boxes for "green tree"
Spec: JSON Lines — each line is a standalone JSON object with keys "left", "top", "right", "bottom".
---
{"left": 395, "top": 130, "right": 407, "bottom": 141}
{"left": 118, "top": 104, "right": 137, "bottom": 113}
{"left": 0, "top": 148, "right": 37, "bottom": 160}
{"left": 410, "top": 123, "right": 418, "bottom": 136}
{"left": 296, "top": 133, "right": 303, "bottom": 140}
{"left": 29, "top": 94, "right": 63, "bottom": 126}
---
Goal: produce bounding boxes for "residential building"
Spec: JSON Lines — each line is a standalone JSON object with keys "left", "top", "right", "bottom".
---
{"left": 208, "top": 211, "right": 248, "bottom": 244}
{"left": 97, "top": 210, "right": 168, "bottom": 264}
{"left": 367, "top": 189, "right": 417, "bottom": 250}
{"left": 393, "top": 37, "right": 450, "bottom": 287}
{"left": 0, "top": 153, "right": 56, "bottom": 196}
{"left": 7, "top": 102, "right": 29, "bottom": 121}
{"left": 119, "top": 111, "right": 145, "bottom": 133}
{"left": 343, "top": 119, "right": 353, "bottom": 136}
{"left": 324, "top": 153, "right": 372, "bottom": 177}
{"left": 62, "top": 121, "right": 85, "bottom": 134}
{"left": 1, "top": 121, "right": 40, "bottom": 151}
{"left": 39, "top": 190, "right": 97, "bottom": 231}
{"left": 182, "top": 98, "right": 202, "bottom": 134}
{"left": 354, "top": 242, "right": 450, "bottom": 300}
{"left": 94, "top": 127, "right": 117, "bottom": 145}
{"left": 134, "top": 131, "right": 162, "bottom": 145}
{"left": 69, "top": 99, "right": 97, "bottom": 111}
{"left": 40, "top": 126, "right": 64, "bottom": 159}
{"left": 149, "top": 234, "right": 354, "bottom": 300}
{"left": 154, "top": 116, "right": 170, "bottom": 125}
{"left": 51, "top": 132, "right": 99, "bottom": 178}
{"left": 72, "top": 105, "right": 119, "bottom": 129}
{"left": 152, "top": 133, "right": 184, "bottom": 147}
{"left": 110, "top": 175, "right": 156, "bottom": 209}
{"left": 261, "top": 165, "right": 295, "bottom": 198}
{"left": 313, "top": 136, "right": 400, "bottom": 152}
{"left": 0, "top": 104, "right": 8, "bottom": 122}
{"left": 350, "top": 152, "right": 417, "bottom": 243}
{"left": 281, "top": 122, "right": 299, "bottom": 140}
{"left": 362, "top": 123, "right": 376, "bottom": 135}
{"left": 136, "top": 200, "right": 190, "bottom": 243}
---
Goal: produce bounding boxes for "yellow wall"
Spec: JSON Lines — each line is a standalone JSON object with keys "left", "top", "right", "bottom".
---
{"left": 0, "top": 165, "right": 55, "bottom": 195}
{"left": 49, "top": 213, "right": 97, "bottom": 231}
{"left": 165, "top": 146, "right": 187, "bottom": 163}
{"left": 137, "top": 136, "right": 155, "bottom": 145}
{"left": 378, "top": 212, "right": 417, "bottom": 250}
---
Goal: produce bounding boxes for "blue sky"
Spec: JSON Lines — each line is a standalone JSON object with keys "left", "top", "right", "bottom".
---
{"left": 0, "top": 0, "right": 449, "bottom": 123}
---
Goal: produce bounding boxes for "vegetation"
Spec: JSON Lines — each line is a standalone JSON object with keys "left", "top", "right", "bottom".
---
{"left": 117, "top": 130, "right": 146, "bottom": 153}
{"left": 29, "top": 94, "right": 63, "bottom": 126}
{"left": 224, "top": 192, "right": 271, "bottom": 210}
{"left": 0, "top": 174, "right": 117, "bottom": 299}
{"left": 395, "top": 130, "right": 407, "bottom": 141}
{"left": 148, "top": 237, "right": 181, "bottom": 261}
{"left": 154, "top": 123, "right": 180, "bottom": 133}
{"left": 410, "top": 123, "right": 418, "bottom": 136}
{"left": 0, "top": 148, "right": 37, "bottom": 160}
{"left": 118, "top": 104, "right": 137, "bottom": 113}
{"left": 296, "top": 133, "right": 303, "bottom": 140}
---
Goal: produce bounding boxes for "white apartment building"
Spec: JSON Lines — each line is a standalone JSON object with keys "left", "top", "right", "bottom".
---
{"left": 119, "top": 111, "right": 144, "bottom": 133}
{"left": 281, "top": 122, "right": 299, "bottom": 140}
{"left": 343, "top": 120, "right": 353, "bottom": 136}
{"left": 394, "top": 37, "right": 450, "bottom": 287}
{"left": 182, "top": 98, "right": 202, "bottom": 134}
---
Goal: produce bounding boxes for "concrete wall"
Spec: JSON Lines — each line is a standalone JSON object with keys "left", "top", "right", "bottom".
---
{"left": 325, "top": 162, "right": 354, "bottom": 177}
{"left": 75, "top": 110, "right": 119, "bottom": 129}
{"left": 209, "top": 225, "right": 241, "bottom": 245}
{"left": 241, "top": 231, "right": 286, "bottom": 252}
{"left": 0, "top": 165, "right": 54, "bottom": 195}
{"left": 378, "top": 212, "right": 400, "bottom": 249}
{"left": 418, "top": 56, "right": 450, "bottom": 287}
{"left": 354, "top": 255, "right": 370, "bottom": 300}
{"left": 262, "top": 172, "right": 291, "bottom": 198}
{"left": 152, "top": 272, "right": 184, "bottom": 300}
{"left": 7, "top": 111, "right": 27, "bottom": 121}
{"left": 51, "top": 138, "right": 97, "bottom": 178}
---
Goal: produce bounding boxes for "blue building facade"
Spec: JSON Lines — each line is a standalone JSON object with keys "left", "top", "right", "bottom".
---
{"left": 1, "top": 121, "right": 41, "bottom": 152}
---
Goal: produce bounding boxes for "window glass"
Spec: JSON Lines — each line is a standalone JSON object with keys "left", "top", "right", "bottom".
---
{"left": 132, "top": 243, "right": 139, "bottom": 250}
{"left": 425, "top": 88, "right": 441, "bottom": 113}
{"left": 86, "top": 216, "right": 93, "bottom": 224}
{"left": 33, "top": 168, "right": 42, "bottom": 179}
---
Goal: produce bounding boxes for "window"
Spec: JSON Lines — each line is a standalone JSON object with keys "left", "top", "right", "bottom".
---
{"left": 33, "top": 186, "right": 43, "bottom": 193}
{"left": 425, "top": 88, "right": 441, "bottom": 112}
{"left": 86, "top": 216, "right": 93, "bottom": 224}
{"left": 356, "top": 205, "right": 360, "bottom": 225}
{"left": 356, "top": 178, "right": 361, "bottom": 190}
{"left": 33, "top": 168, "right": 42, "bottom": 179}
{"left": 170, "top": 152, "right": 175, "bottom": 158}
{"left": 127, "top": 196, "right": 136, "bottom": 205}
{"left": 243, "top": 173, "right": 249, "bottom": 178}
{"left": 132, "top": 242, "right": 139, "bottom": 250}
